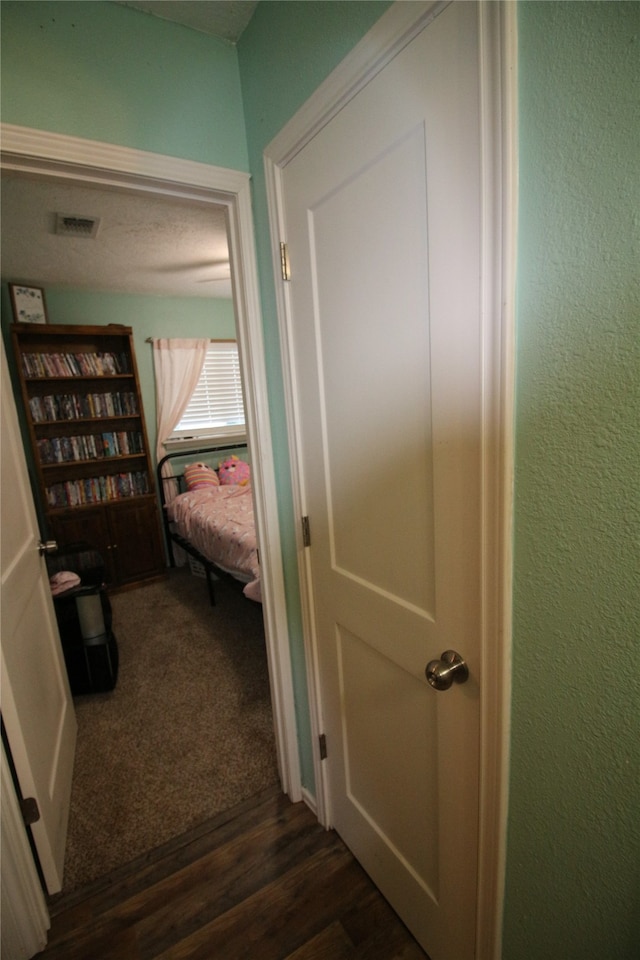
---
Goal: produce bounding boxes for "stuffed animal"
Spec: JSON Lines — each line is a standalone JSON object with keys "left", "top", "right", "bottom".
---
{"left": 218, "top": 455, "right": 250, "bottom": 486}
{"left": 184, "top": 462, "right": 219, "bottom": 490}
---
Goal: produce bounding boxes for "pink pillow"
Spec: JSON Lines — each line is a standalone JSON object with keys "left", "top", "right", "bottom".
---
{"left": 183, "top": 462, "right": 219, "bottom": 490}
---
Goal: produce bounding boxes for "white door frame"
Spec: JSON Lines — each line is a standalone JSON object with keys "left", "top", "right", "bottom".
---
{"left": 0, "top": 123, "right": 303, "bottom": 876}
{"left": 263, "top": 2, "right": 517, "bottom": 957}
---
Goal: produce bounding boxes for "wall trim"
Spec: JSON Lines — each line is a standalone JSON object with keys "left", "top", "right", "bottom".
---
{"left": 0, "top": 123, "right": 302, "bottom": 870}
{"left": 1, "top": 124, "right": 250, "bottom": 196}
{"left": 263, "top": 3, "right": 515, "bottom": 958}
{"left": 475, "top": 2, "right": 517, "bottom": 958}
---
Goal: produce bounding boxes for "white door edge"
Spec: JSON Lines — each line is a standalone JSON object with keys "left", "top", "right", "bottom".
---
{"left": 0, "top": 124, "right": 302, "bottom": 824}
{"left": 1, "top": 739, "right": 50, "bottom": 959}
{"left": 264, "top": 2, "right": 516, "bottom": 957}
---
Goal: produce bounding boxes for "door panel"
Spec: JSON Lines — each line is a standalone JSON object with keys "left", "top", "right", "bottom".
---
{"left": 338, "top": 626, "right": 439, "bottom": 892}
{"left": 1, "top": 340, "right": 76, "bottom": 894}
{"left": 312, "top": 122, "right": 436, "bottom": 612}
{"left": 282, "top": 4, "right": 482, "bottom": 957}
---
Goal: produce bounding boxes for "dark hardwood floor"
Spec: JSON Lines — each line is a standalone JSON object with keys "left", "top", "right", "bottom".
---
{"left": 38, "top": 785, "right": 429, "bottom": 959}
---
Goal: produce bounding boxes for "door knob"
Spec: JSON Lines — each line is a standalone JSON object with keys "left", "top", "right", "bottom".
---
{"left": 38, "top": 539, "right": 58, "bottom": 556}
{"left": 426, "top": 650, "right": 469, "bottom": 690}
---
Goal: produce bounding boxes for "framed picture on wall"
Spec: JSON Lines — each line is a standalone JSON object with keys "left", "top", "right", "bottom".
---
{"left": 9, "top": 284, "right": 48, "bottom": 324}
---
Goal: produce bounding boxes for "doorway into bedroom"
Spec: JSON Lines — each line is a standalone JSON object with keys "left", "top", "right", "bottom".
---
{"left": 61, "top": 569, "right": 279, "bottom": 893}
{"left": 0, "top": 168, "right": 280, "bottom": 897}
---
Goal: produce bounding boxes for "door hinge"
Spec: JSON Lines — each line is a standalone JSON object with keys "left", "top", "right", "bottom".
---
{"left": 319, "top": 733, "right": 327, "bottom": 760}
{"left": 302, "top": 515, "right": 311, "bottom": 547}
{"left": 280, "top": 241, "right": 291, "bottom": 281}
{"left": 20, "top": 796, "right": 40, "bottom": 827}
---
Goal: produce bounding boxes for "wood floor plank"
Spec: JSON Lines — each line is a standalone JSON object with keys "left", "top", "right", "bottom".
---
{"left": 340, "top": 888, "right": 428, "bottom": 958}
{"left": 154, "top": 845, "right": 372, "bottom": 960}
{"left": 36, "top": 789, "right": 428, "bottom": 960}
{"left": 386, "top": 946, "right": 432, "bottom": 960}
{"left": 339, "top": 888, "right": 395, "bottom": 944}
{"left": 134, "top": 811, "right": 338, "bottom": 957}
{"left": 283, "top": 920, "right": 356, "bottom": 960}
{"left": 284, "top": 888, "right": 428, "bottom": 960}
{"left": 49, "top": 784, "right": 286, "bottom": 924}
{"left": 41, "top": 799, "right": 330, "bottom": 959}
{"left": 46, "top": 784, "right": 293, "bottom": 939}
{"left": 40, "top": 922, "right": 142, "bottom": 960}
{"left": 351, "top": 924, "right": 427, "bottom": 960}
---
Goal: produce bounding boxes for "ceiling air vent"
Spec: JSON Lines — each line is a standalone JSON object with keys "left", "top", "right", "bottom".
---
{"left": 55, "top": 213, "right": 101, "bottom": 238}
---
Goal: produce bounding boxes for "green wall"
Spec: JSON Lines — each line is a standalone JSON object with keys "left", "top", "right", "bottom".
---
{"left": 0, "top": 0, "right": 248, "bottom": 170}
{"left": 504, "top": 3, "right": 640, "bottom": 957}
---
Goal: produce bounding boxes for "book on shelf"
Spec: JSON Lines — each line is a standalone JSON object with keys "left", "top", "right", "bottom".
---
{"left": 37, "top": 431, "right": 144, "bottom": 464}
{"left": 45, "top": 470, "right": 150, "bottom": 508}
{"left": 28, "top": 391, "right": 139, "bottom": 422}
{"left": 21, "top": 350, "right": 131, "bottom": 378}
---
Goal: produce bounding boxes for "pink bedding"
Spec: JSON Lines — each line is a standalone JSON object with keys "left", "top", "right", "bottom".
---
{"left": 167, "top": 485, "right": 261, "bottom": 602}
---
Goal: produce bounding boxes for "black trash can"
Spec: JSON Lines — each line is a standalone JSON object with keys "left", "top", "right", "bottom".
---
{"left": 48, "top": 544, "right": 119, "bottom": 695}
{"left": 52, "top": 586, "right": 119, "bottom": 695}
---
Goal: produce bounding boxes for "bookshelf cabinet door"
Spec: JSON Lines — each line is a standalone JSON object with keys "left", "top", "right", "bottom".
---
{"left": 48, "top": 508, "right": 116, "bottom": 583}
{"left": 108, "top": 499, "right": 164, "bottom": 586}
{"left": 49, "top": 500, "right": 163, "bottom": 588}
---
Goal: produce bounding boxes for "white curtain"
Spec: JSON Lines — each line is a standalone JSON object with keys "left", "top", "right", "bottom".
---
{"left": 153, "top": 338, "right": 208, "bottom": 504}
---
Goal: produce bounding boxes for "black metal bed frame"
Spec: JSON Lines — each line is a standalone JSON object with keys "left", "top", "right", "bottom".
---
{"left": 156, "top": 444, "right": 249, "bottom": 606}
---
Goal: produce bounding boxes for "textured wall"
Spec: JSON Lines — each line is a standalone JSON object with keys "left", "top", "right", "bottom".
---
{"left": 504, "top": 3, "right": 640, "bottom": 958}
{"left": 0, "top": 0, "right": 248, "bottom": 170}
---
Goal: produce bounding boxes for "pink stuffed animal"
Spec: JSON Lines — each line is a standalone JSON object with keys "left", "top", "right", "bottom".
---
{"left": 218, "top": 455, "right": 250, "bottom": 486}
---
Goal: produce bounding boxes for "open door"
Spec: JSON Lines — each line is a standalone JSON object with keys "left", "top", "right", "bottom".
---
{"left": 1, "top": 336, "right": 76, "bottom": 894}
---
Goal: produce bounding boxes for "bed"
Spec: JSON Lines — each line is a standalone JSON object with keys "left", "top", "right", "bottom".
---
{"left": 157, "top": 446, "right": 261, "bottom": 604}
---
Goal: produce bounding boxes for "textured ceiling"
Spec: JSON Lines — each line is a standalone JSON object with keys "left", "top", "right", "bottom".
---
{"left": 113, "top": 1, "right": 259, "bottom": 43}
{"left": 1, "top": 174, "right": 232, "bottom": 300}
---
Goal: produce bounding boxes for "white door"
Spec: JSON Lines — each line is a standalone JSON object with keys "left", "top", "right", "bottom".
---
{"left": 282, "top": 4, "right": 485, "bottom": 957}
{"left": 1, "top": 337, "right": 76, "bottom": 895}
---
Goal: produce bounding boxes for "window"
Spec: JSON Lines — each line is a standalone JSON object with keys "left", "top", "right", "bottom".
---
{"left": 171, "top": 341, "right": 245, "bottom": 443}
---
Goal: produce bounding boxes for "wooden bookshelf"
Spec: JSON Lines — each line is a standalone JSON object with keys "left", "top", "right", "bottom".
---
{"left": 11, "top": 323, "right": 164, "bottom": 589}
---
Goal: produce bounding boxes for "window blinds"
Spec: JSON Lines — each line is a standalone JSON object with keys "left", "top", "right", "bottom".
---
{"left": 172, "top": 341, "right": 245, "bottom": 437}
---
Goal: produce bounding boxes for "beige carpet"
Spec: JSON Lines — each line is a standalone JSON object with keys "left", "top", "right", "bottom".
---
{"left": 59, "top": 567, "right": 279, "bottom": 896}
